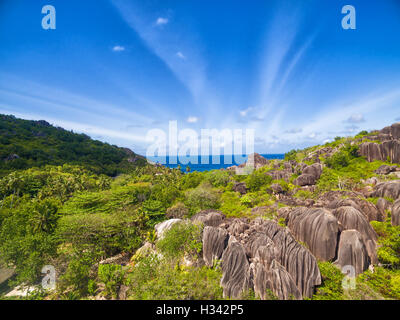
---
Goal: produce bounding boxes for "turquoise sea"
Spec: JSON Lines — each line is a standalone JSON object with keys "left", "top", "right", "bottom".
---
{"left": 147, "top": 154, "right": 285, "bottom": 172}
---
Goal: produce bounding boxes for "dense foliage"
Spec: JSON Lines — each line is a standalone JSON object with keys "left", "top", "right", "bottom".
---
{"left": 0, "top": 114, "right": 145, "bottom": 176}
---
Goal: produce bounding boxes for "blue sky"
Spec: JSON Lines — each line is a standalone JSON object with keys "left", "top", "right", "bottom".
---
{"left": 1, "top": 0, "right": 400, "bottom": 155}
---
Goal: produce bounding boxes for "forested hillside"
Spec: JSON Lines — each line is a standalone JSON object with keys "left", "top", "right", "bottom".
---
{"left": 0, "top": 114, "right": 145, "bottom": 176}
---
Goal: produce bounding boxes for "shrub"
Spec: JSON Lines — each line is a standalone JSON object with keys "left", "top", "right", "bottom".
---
{"left": 185, "top": 183, "right": 220, "bottom": 215}
{"left": 57, "top": 253, "right": 96, "bottom": 298}
{"left": 284, "top": 149, "right": 298, "bottom": 161}
{"left": 179, "top": 171, "right": 205, "bottom": 190}
{"left": 325, "top": 151, "right": 350, "bottom": 169}
{"left": 245, "top": 171, "right": 273, "bottom": 192}
{"left": 166, "top": 202, "right": 189, "bottom": 219}
{"left": 312, "top": 262, "right": 345, "bottom": 300}
{"left": 126, "top": 256, "right": 223, "bottom": 300}
{"left": 370, "top": 219, "right": 400, "bottom": 267}
{"left": 219, "top": 191, "right": 248, "bottom": 217}
{"left": 156, "top": 221, "right": 203, "bottom": 261}
{"left": 204, "top": 170, "right": 230, "bottom": 187}
{"left": 56, "top": 209, "right": 147, "bottom": 257}
{"left": 0, "top": 199, "right": 60, "bottom": 285}
{"left": 97, "top": 264, "right": 125, "bottom": 299}
{"left": 358, "top": 267, "right": 400, "bottom": 299}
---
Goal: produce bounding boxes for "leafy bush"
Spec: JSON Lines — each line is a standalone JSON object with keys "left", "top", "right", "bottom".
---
{"left": 56, "top": 209, "right": 147, "bottom": 257}
{"left": 284, "top": 149, "right": 298, "bottom": 161}
{"left": 179, "top": 171, "right": 205, "bottom": 190}
{"left": 97, "top": 264, "right": 125, "bottom": 299}
{"left": 57, "top": 252, "right": 96, "bottom": 298}
{"left": 166, "top": 202, "right": 189, "bottom": 219}
{"left": 245, "top": 171, "right": 273, "bottom": 192}
{"left": 312, "top": 262, "right": 345, "bottom": 300}
{"left": 325, "top": 151, "right": 350, "bottom": 169}
{"left": 61, "top": 184, "right": 151, "bottom": 215}
{"left": 156, "top": 221, "right": 203, "bottom": 261}
{"left": 371, "top": 219, "right": 400, "bottom": 267}
{"left": 219, "top": 191, "right": 248, "bottom": 217}
{"left": 126, "top": 255, "right": 223, "bottom": 300}
{"left": 204, "top": 170, "right": 230, "bottom": 187}
{"left": 0, "top": 199, "right": 60, "bottom": 284}
{"left": 185, "top": 183, "right": 220, "bottom": 215}
{"left": 358, "top": 267, "right": 400, "bottom": 299}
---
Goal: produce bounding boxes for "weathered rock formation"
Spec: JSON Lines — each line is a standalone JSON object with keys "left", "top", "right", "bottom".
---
{"left": 254, "top": 259, "right": 302, "bottom": 300}
{"left": 334, "top": 230, "right": 370, "bottom": 276}
{"left": 233, "top": 182, "right": 247, "bottom": 195}
{"left": 202, "top": 226, "right": 229, "bottom": 267}
{"left": 376, "top": 198, "right": 391, "bottom": 218}
{"left": 266, "top": 169, "right": 293, "bottom": 182}
{"left": 326, "top": 196, "right": 382, "bottom": 222}
{"left": 371, "top": 181, "right": 400, "bottom": 200}
{"left": 191, "top": 210, "right": 225, "bottom": 227}
{"left": 375, "top": 165, "right": 398, "bottom": 175}
{"left": 294, "top": 164, "right": 323, "bottom": 186}
{"left": 220, "top": 242, "right": 251, "bottom": 298}
{"left": 332, "top": 206, "right": 378, "bottom": 264}
{"left": 155, "top": 219, "right": 182, "bottom": 239}
{"left": 281, "top": 205, "right": 378, "bottom": 273}
{"left": 285, "top": 207, "right": 339, "bottom": 261}
{"left": 392, "top": 199, "right": 400, "bottom": 226}
{"left": 199, "top": 211, "right": 321, "bottom": 299}
{"left": 359, "top": 123, "right": 400, "bottom": 163}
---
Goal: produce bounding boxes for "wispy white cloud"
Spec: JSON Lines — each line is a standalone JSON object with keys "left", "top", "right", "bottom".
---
{"left": 155, "top": 17, "right": 169, "bottom": 26}
{"left": 187, "top": 116, "right": 198, "bottom": 123}
{"left": 176, "top": 51, "right": 186, "bottom": 60}
{"left": 111, "top": 0, "right": 206, "bottom": 100}
{"left": 345, "top": 113, "right": 365, "bottom": 123}
{"left": 112, "top": 45, "right": 125, "bottom": 52}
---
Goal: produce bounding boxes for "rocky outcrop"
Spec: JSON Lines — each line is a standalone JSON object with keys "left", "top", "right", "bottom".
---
{"left": 294, "top": 174, "right": 318, "bottom": 186}
{"left": 359, "top": 123, "right": 400, "bottom": 164}
{"left": 220, "top": 242, "right": 251, "bottom": 298}
{"left": 233, "top": 182, "right": 247, "bottom": 195}
{"left": 270, "top": 183, "right": 284, "bottom": 194}
{"left": 247, "top": 219, "right": 321, "bottom": 298}
{"left": 332, "top": 206, "right": 377, "bottom": 264}
{"left": 376, "top": 198, "right": 391, "bottom": 218}
{"left": 191, "top": 210, "right": 225, "bottom": 227}
{"left": 375, "top": 165, "right": 398, "bottom": 175}
{"left": 326, "top": 197, "right": 382, "bottom": 222}
{"left": 266, "top": 170, "right": 293, "bottom": 182}
{"left": 371, "top": 181, "right": 400, "bottom": 200}
{"left": 334, "top": 230, "right": 370, "bottom": 276}
{"left": 381, "top": 123, "right": 400, "bottom": 139}
{"left": 155, "top": 219, "right": 182, "bottom": 239}
{"left": 238, "top": 153, "right": 268, "bottom": 170}
{"left": 211, "top": 217, "right": 321, "bottom": 299}
{"left": 359, "top": 140, "right": 400, "bottom": 164}
{"left": 293, "top": 164, "right": 323, "bottom": 186}
{"left": 392, "top": 199, "right": 400, "bottom": 226}
{"left": 303, "top": 163, "right": 323, "bottom": 178}
{"left": 254, "top": 259, "right": 302, "bottom": 300}
{"left": 286, "top": 207, "right": 340, "bottom": 261}
{"left": 202, "top": 226, "right": 229, "bottom": 267}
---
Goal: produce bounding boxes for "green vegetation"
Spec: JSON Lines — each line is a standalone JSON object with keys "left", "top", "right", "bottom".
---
{"left": 0, "top": 114, "right": 399, "bottom": 301}
{"left": 156, "top": 221, "right": 203, "bottom": 260}
{"left": 371, "top": 217, "right": 400, "bottom": 267}
{"left": 0, "top": 114, "right": 145, "bottom": 176}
